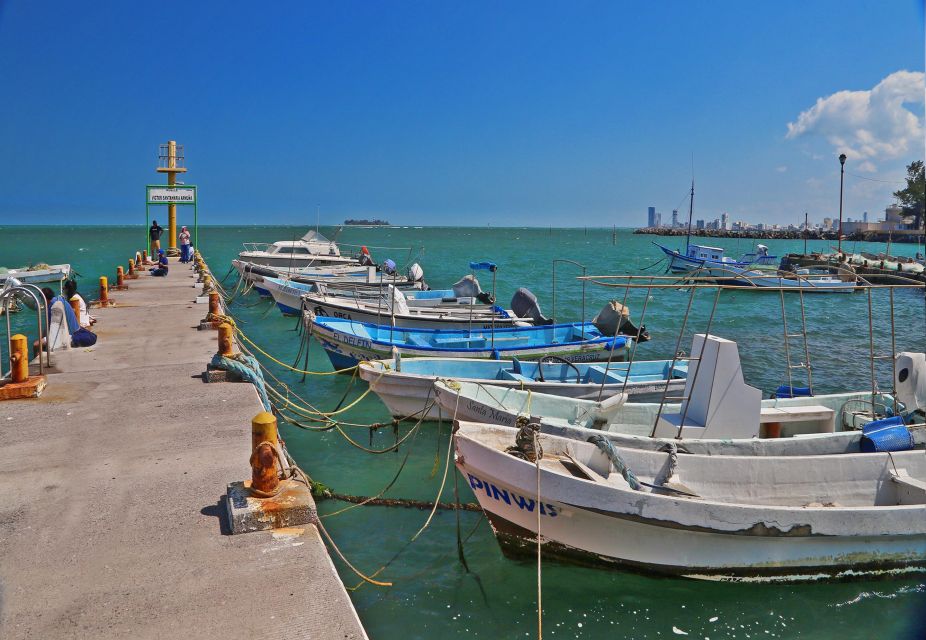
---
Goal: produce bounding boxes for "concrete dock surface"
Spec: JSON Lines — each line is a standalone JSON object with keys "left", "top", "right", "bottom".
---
{"left": 0, "top": 258, "right": 367, "bottom": 639}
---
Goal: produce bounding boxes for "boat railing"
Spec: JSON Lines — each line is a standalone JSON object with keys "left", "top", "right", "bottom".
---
{"left": 1, "top": 282, "right": 50, "bottom": 377}
{"left": 241, "top": 242, "right": 272, "bottom": 253}
{"left": 579, "top": 268, "right": 925, "bottom": 291}
{"left": 577, "top": 272, "right": 924, "bottom": 433}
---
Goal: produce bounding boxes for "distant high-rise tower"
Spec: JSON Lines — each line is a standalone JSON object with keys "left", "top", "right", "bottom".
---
{"left": 863, "top": 211, "right": 868, "bottom": 223}
{"left": 647, "top": 206, "right": 657, "bottom": 227}
{"left": 671, "top": 209, "right": 679, "bottom": 227}
{"left": 721, "top": 212, "right": 729, "bottom": 230}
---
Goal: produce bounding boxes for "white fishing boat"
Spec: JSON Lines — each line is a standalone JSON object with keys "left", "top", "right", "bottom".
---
{"left": 0, "top": 263, "right": 71, "bottom": 287}
{"left": 359, "top": 356, "right": 688, "bottom": 420}
{"left": 237, "top": 230, "right": 358, "bottom": 269}
{"left": 436, "top": 344, "right": 926, "bottom": 455}
{"left": 302, "top": 285, "right": 521, "bottom": 330}
{"left": 455, "top": 420, "right": 926, "bottom": 581}
{"left": 263, "top": 276, "right": 432, "bottom": 315}
{"left": 699, "top": 264, "right": 859, "bottom": 292}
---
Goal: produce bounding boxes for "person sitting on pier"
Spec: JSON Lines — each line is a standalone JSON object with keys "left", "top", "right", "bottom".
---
{"left": 150, "top": 249, "right": 169, "bottom": 277}
{"left": 33, "top": 286, "right": 96, "bottom": 354}
{"left": 63, "top": 279, "right": 96, "bottom": 328}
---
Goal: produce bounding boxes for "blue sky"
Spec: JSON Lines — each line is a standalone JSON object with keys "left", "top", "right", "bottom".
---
{"left": 0, "top": 1, "right": 922, "bottom": 227}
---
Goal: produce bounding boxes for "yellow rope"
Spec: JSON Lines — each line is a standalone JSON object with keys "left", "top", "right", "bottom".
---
{"left": 234, "top": 323, "right": 359, "bottom": 376}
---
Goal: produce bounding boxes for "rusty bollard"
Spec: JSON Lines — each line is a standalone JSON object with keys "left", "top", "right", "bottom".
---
{"left": 99, "top": 276, "right": 109, "bottom": 304}
{"left": 9, "top": 334, "right": 28, "bottom": 383}
{"left": 142, "top": 249, "right": 149, "bottom": 264}
{"left": 218, "top": 322, "right": 234, "bottom": 357}
{"left": 116, "top": 266, "right": 125, "bottom": 287}
{"left": 127, "top": 259, "right": 135, "bottom": 276}
{"left": 135, "top": 252, "right": 142, "bottom": 269}
{"left": 250, "top": 412, "right": 280, "bottom": 495}
{"left": 208, "top": 291, "right": 220, "bottom": 318}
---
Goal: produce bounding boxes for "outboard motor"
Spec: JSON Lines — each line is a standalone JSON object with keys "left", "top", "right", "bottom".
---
{"left": 592, "top": 301, "right": 650, "bottom": 342}
{"left": 381, "top": 259, "right": 397, "bottom": 275}
{"left": 895, "top": 352, "right": 926, "bottom": 414}
{"left": 407, "top": 263, "right": 428, "bottom": 290}
{"left": 510, "top": 288, "right": 552, "bottom": 325}
{"left": 452, "top": 274, "right": 482, "bottom": 298}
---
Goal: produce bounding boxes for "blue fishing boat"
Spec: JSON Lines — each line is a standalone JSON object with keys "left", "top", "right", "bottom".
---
{"left": 308, "top": 315, "right": 631, "bottom": 370}
{"left": 358, "top": 356, "right": 687, "bottom": 420}
{"left": 653, "top": 181, "right": 777, "bottom": 273}
{"left": 655, "top": 242, "right": 779, "bottom": 273}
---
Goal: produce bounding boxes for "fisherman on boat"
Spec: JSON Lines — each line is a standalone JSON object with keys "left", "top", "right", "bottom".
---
{"left": 358, "top": 246, "right": 375, "bottom": 267}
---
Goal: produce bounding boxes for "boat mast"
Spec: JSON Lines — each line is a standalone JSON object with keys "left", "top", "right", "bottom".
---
{"left": 685, "top": 180, "right": 695, "bottom": 251}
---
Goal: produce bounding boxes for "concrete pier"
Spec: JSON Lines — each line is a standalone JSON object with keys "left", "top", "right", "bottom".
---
{"left": 0, "top": 258, "right": 367, "bottom": 639}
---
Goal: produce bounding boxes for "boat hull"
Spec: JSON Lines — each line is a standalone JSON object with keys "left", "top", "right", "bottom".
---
{"left": 359, "top": 359, "right": 676, "bottom": 421}
{"left": 455, "top": 427, "right": 926, "bottom": 581}
{"left": 305, "top": 297, "right": 523, "bottom": 330}
{"left": 310, "top": 317, "right": 629, "bottom": 370}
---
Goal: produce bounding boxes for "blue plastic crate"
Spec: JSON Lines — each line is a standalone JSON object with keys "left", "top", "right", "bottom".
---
{"left": 860, "top": 416, "right": 914, "bottom": 453}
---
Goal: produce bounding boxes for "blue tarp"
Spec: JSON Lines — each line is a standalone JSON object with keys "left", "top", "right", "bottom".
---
{"left": 469, "top": 262, "right": 497, "bottom": 272}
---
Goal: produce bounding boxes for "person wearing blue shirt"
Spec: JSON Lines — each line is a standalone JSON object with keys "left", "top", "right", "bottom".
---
{"left": 150, "top": 249, "right": 169, "bottom": 277}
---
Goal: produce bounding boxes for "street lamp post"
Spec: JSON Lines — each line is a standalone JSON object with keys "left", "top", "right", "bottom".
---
{"left": 837, "top": 153, "right": 847, "bottom": 257}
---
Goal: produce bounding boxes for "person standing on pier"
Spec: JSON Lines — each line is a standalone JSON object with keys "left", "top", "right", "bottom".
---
{"left": 178, "top": 225, "right": 192, "bottom": 263}
{"left": 149, "top": 219, "right": 164, "bottom": 255}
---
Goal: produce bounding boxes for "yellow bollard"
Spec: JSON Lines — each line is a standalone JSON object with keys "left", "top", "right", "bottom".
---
{"left": 116, "top": 266, "right": 124, "bottom": 287}
{"left": 135, "top": 252, "right": 142, "bottom": 268}
{"left": 208, "top": 291, "right": 221, "bottom": 317}
{"left": 9, "top": 334, "right": 28, "bottom": 383}
{"left": 99, "top": 276, "right": 109, "bottom": 304}
{"left": 69, "top": 297, "right": 81, "bottom": 322}
{"left": 251, "top": 412, "right": 280, "bottom": 495}
{"left": 218, "top": 322, "right": 234, "bottom": 357}
{"left": 202, "top": 274, "right": 212, "bottom": 290}
{"left": 251, "top": 411, "right": 279, "bottom": 451}
{"left": 127, "top": 260, "right": 135, "bottom": 276}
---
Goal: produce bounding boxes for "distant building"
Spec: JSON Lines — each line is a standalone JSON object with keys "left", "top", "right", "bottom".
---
{"left": 671, "top": 209, "right": 679, "bottom": 228}
{"left": 696, "top": 219, "right": 705, "bottom": 230}
{"left": 647, "top": 206, "right": 658, "bottom": 227}
{"left": 720, "top": 212, "right": 729, "bottom": 230}
{"left": 822, "top": 217, "right": 833, "bottom": 230}
{"left": 863, "top": 211, "right": 868, "bottom": 223}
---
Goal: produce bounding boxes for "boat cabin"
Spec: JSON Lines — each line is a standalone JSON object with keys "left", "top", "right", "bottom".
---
{"left": 686, "top": 244, "right": 730, "bottom": 263}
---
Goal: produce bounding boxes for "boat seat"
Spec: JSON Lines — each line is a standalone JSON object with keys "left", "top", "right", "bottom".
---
{"left": 405, "top": 335, "right": 432, "bottom": 347}
{"left": 760, "top": 405, "right": 835, "bottom": 426}
{"left": 584, "top": 365, "right": 623, "bottom": 384}
{"left": 498, "top": 370, "right": 534, "bottom": 383}
{"left": 891, "top": 471, "right": 926, "bottom": 505}
{"left": 432, "top": 337, "right": 487, "bottom": 349}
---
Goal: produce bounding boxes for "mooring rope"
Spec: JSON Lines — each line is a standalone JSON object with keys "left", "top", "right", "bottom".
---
{"left": 587, "top": 434, "right": 641, "bottom": 490}
{"left": 210, "top": 352, "right": 271, "bottom": 411}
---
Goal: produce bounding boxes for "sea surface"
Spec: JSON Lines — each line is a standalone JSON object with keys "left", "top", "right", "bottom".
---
{"left": 2, "top": 225, "right": 925, "bottom": 639}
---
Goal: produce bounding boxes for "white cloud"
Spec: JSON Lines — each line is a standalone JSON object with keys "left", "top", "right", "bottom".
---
{"left": 786, "top": 70, "right": 925, "bottom": 169}
{"left": 775, "top": 165, "right": 788, "bottom": 173}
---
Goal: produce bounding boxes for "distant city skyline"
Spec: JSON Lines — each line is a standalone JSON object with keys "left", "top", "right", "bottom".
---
{"left": 644, "top": 201, "right": 915, "bottom": 235}
{"left": 0, "top": 2, "right": 922, "bottom": 226}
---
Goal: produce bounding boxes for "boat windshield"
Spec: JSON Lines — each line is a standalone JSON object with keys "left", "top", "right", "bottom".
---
{"left": 301, "top": 230, "right": 331, "bottom": 243}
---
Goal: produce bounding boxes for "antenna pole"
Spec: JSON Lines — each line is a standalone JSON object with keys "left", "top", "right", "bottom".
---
{"left": 685, "top": 180, "right": 694, "bottom": 251}
{"left": 804, "top": 211, "right": 808, "bottom": 255}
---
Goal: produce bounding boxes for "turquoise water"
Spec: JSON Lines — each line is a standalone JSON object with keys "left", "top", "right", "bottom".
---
{"left": 2, "top": 225, "right": 925, "bottom": 639}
